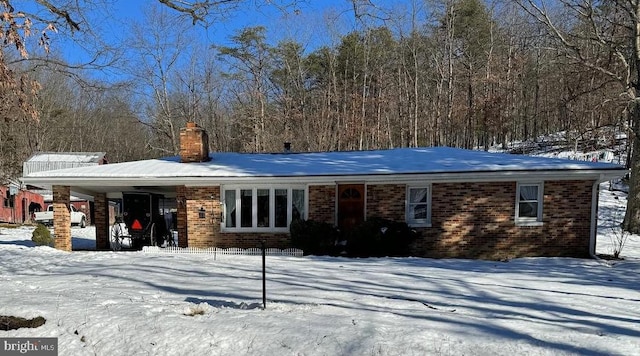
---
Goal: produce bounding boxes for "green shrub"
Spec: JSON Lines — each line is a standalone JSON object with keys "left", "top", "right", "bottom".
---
{"left": 347, "top": 217, "right": 418, "bottom": 257}
{"left": 31, "top": 224, "right": 53, "bottom": 247}
{"left": 290, "top": 219, "right": 340, "bottom": 256}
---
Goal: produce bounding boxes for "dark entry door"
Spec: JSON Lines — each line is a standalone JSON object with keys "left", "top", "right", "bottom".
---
{"left": 338, "top": 184, "right": 365, "bottom": 232}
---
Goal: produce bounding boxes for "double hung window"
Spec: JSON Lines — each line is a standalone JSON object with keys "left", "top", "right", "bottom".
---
{"left": 406, "top": 186, "right": 431, "bottom": 226}
{"left": 516, "top": 183, "right": 543, "bottom": 225}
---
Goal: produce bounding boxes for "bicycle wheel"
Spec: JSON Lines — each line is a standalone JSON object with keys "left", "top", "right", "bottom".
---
{"left": 111, "top": 224, "right": 122, "bottom": 251}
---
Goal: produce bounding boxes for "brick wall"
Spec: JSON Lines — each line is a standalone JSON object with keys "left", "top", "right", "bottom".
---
{"left": 183, "top": 186, "right": 220, "bottom": 248}
{"left": 540, "top": 180, "right": 593, "bottom": 255}
{"left": 52, "top": 185, "right": 71, "bottom": 251}
{"left": 308, "top": 185, "right": 335, "bottom": 224}
{"left": 176, "top": 180, "right": 595, "bottom": 259}
{"left": 180, "top": 185, "right": 291, "bottom": 249}
{"left": 367, "top": 184, "right": 405, "bottom": 221}
{"left": 94, "top": 193, "right": 109, "bottom": 250}
{"left": 411, "top": 180, "right": 594, "bottom": 259}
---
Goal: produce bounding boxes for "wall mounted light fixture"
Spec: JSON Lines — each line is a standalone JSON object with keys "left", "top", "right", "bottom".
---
{"left": 218, "top": 201, "right": 224, "bottom": 223}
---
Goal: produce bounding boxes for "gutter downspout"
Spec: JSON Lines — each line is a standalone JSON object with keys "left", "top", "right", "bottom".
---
{"left": 590, "top": 175, "right": 609, "bottom": 262}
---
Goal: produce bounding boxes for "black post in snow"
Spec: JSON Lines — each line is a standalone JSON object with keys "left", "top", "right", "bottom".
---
{"left": 261, "top": 240, "right": 266, "bottom": 309}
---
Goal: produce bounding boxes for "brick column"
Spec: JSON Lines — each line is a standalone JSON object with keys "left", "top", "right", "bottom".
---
{"left": 177, "top": 186, "right": 188, "bottom": 247}
{"left": 52, "top": 185, "right": 71, "bottom": 251}
{"left": 94, "top": 193, "right": 109, "bottom": 250}
{"left": 185, "top": 186, "right": 219, "bottom": 248}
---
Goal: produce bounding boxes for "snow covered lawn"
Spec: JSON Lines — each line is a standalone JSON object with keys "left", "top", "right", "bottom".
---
{"left": 1, "top": 187, "right": 639, "bottom": 355}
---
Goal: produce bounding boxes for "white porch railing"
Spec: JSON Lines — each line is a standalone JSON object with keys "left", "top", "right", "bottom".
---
{"left": 141, "top": 246, "right": 304, "bottom": 257}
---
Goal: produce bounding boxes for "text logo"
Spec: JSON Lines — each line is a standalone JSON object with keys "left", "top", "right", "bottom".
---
{"left": 0, "top": 338, "right": 57, "bottom": 356}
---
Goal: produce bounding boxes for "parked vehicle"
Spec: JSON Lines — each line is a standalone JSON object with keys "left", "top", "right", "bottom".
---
{"left": 33, "top": 205, "right": 87, "bottom": 228}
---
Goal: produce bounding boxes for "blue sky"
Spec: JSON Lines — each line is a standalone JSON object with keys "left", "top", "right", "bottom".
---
{"left": 19, "top": 0, "right": 423, "bottom": 82}
{"left": 48, "top": 0, "right": 365, "bottom": 67}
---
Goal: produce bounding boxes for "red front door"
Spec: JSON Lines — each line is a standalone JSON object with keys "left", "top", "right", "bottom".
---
{"left": 338, "top": 184, "right": 365, "bottom": 232}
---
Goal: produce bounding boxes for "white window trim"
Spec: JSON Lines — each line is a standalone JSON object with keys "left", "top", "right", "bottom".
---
{"left": 515, "top": 182, "right": 544, "bottom": 226}
{"left": 221, "top": 185, "right": 307, "bottom": 233}
{"left": 406, "top": 184, "right": 432, "bottom": 227}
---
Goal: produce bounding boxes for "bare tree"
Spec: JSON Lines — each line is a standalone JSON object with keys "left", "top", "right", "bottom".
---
{"left": 516, "top": 1, "right": 640, "bottom": 232}
{"left": 0, "top": 0, "right": 301, "bottom": 175}
{"left": 217, "top": 26, "right": 275, "bottom": 152}
{"left": 125, "top": 4, "right": 197, "bottom": 155}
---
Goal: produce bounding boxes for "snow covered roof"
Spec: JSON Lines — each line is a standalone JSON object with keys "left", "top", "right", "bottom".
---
{"left": 20, "top": 147, "right": 626, "bottom": 194}
{"left": 23, "top": 152, "right": 107, "bottom": 177}
{"left": 26, "top": 152, "right": 106, "bottom": 163}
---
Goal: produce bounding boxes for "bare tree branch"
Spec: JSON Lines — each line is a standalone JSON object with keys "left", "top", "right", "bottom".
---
{"left": 518, "top": 0, "right": 629, "bottom": 89}
{"left": 35, "top": 0, "right": 81, "bottom": 31}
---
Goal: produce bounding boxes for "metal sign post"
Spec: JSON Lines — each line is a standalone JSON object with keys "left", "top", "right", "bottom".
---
{"left": 261, "top": 240, "right": 266, "bottom": 309}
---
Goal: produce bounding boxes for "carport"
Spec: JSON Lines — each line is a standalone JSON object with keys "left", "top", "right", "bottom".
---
{"left": 33, "top": 184, "right": 181, "bottom": 251}
{"left": 21, "top": 123, "right": 209, "bottom": 251}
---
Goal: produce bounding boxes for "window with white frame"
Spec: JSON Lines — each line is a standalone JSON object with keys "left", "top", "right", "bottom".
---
{"left": 516, "top": 182, "right": 543, "bottom": 224}
{"left": 406, "top": 186, "right": 431, "bottom": 226}
{"left": 222, "top": 186, "right": 306, "bottom": 231}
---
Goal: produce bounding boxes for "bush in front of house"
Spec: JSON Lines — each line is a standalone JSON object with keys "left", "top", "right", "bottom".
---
{"left": 346, "top": 217, "right": 418, "bottom": 257}
{"left": 31, "top": 224, "right": 53, "bottom": 247}
{"left": 290, "top": 219, "right": 340, "bottom": 256}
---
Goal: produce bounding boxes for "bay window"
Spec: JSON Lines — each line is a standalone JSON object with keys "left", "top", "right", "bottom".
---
{"left": 225, "top": 190, "right": 236, "bottom": 227}
{"left": 275, "top": 189, "right": 288, "bottom": 228}
{"left": 223, "top": 186, "right": 306, "bottom": 231}
{"left": 241, "top": 189, "right": 252, "bottom": 227}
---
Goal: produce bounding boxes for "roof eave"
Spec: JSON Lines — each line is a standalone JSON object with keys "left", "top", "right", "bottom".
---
{"left": 21, "top": 168, "right": 629, "bottom": 190}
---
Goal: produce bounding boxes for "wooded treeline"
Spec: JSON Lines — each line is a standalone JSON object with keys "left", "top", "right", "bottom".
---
{"left": 0, "top": 0, "right": 630, "bottom": 180}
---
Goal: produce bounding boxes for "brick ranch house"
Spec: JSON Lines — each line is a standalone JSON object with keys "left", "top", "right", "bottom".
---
{"left": 21, "top": 122, "right": 627, "bottom": 259}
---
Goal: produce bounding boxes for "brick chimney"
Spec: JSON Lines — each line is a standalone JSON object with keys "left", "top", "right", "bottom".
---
{"left": 179, "top": 122, "right": 210, "bottom": 163}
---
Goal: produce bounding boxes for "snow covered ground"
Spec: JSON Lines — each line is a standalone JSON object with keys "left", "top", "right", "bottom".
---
{"left": 1, "top": 186, "right": 639, "bottom": 355}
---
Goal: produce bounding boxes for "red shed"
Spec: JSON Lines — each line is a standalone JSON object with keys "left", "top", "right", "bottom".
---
{"left": 0, "top": 184, "right": 45, "bottom": 224}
